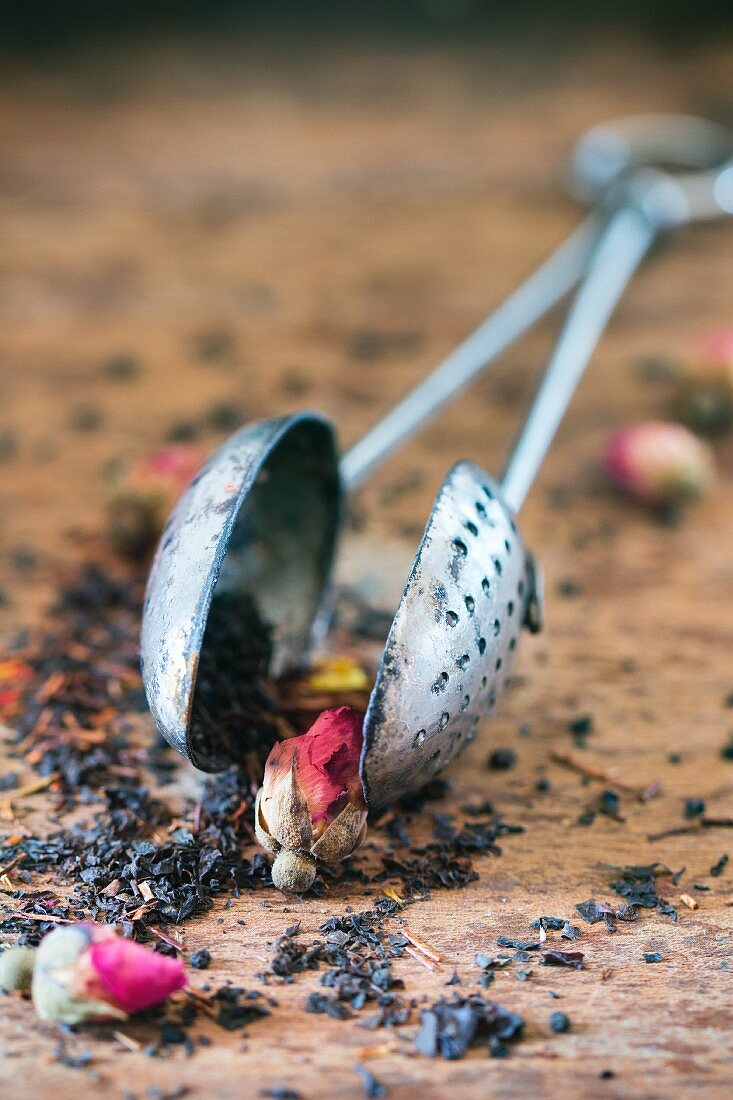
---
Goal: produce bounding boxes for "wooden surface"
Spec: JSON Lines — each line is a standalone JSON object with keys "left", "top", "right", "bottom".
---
{"left": 1, "top": 30, "right": 733, "bottom": 1100}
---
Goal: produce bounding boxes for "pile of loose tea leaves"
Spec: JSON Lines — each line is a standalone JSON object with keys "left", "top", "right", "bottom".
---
{"left": 0, "top": 563, "right": 281, "bottom": 947}
{"left": 0, "top": 560, "right": 525, "bottom": 959}
{"left": 267, "top": 905, "right": 411, "bottom": 1028}
{"left": 414, "top": 994, "right": 525, "bottom": 1059}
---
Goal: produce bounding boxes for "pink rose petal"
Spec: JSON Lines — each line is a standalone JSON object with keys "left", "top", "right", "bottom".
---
{"left": 298, "top": 707, "right": 364, "bottom": 823}
{"left": 263, "top": 707, "right": 364, "bottom": 826}
{"left": 90, "top": 937, "right": 186, "bottom": 1015}
{"left": 696, "top": 327, "right": 733, "bottom": 367}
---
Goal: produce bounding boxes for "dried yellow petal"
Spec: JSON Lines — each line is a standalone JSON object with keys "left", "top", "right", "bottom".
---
{"left": 308, "top": 656, "right": 370, "bottom": 695}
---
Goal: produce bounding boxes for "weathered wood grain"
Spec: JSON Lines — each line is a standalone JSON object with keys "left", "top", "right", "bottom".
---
{"left": 1, "top": 32, "right": 732, "bottom": 1100}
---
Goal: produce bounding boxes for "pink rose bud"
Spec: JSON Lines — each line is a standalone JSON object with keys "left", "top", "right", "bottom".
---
{"left": 605, "top": 421, "right": 713, "bottom": 506}
{"left": 107, "top": 444, "right": 205, "bottom": 558}
{"left": 255, "top": 707, "right": 368, "bottom": 893}
{"left": 31, "top": 923, "right": 186, "bottom": 1025}
{"left": 126, "top": 445, "right": 206, "bottom": 497}
{"left": 695, "top": 327, "right": 733, "bottom": 371}
{"left": 671, "top": 329, "right": 733, "bottom": 437}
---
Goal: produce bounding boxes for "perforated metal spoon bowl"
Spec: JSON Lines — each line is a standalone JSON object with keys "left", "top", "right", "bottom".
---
{"left": 141, "top": 116, "right": 732, "bottom": 794}
{"left": 361, "top": 148, "right": 733, "bottom": 807}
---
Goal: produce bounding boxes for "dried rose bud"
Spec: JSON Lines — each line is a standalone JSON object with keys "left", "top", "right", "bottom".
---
{"left": 255, "top": 706, "right": 368, "bottom": 893}
{"left": 0, "top": 946, "right": 36, "bottom": 992}
{"left": 671, "top": 329, "right": 733, "bottom": 437}
{"left": 696, "top": 327, "right": 733, "bottom": 370}
{"left": 605, "top": 421, "right": 713, "bottom": 506}
{"left": 106, "top": 444, "right": 205, "bottom": 558}
{"left": 31, "top": 923, "right": 186, "bottom": 1025}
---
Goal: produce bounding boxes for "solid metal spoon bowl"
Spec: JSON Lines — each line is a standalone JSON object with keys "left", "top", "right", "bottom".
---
{"left": 140, "top": 412, "right": 340, "bottom": 769}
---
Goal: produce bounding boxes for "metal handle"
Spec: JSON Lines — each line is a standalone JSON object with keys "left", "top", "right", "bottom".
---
{"left": 339, "top": 216, "right": 600, "bottom": 492}
{"left": 500, "top": 206, "right": 655, "bottom": 511}
{"left": 340, "top": 115, "right": 733, "bottom": 494}
{"left": 500, "top": 155, "right": 733, "bottom": 512}
{"left": 570, "top": 114, "right": 733, "bottom": 202}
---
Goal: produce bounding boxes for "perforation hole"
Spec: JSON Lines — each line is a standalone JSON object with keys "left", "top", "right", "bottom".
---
{"left": 438, "top": 712, "right": 450, "bottom": 731}
{"left": 460, "top": 694, "right": 470, "bottom": 713}
{"left": 493, "top": 557, "right": 503, "bottom": 576}
{"left": 507, "top": 600, "right": 515, "bottom": 616}
{"left": 495, "top": 657, "right": 503, "bottom": 671}
{"left": 481, "top": 577, "right": 491, "bottom": 596}
{"left": 517, "top": 578, "right": 525, "bottom": 597}
{"left": 464, "top": 595, "right": 475, "bottom": 615}
{"left": 464, "top": 520, "right": 479, "bottom": 537}
{"left": 492, "top": 618, "right": 501, "bottom": 636}
{"left": 457, "top": 654, "right": 470, "bottom": 670}
{"left": 446, "top": 610, "right": 459, "bottom": 628}
{"left": 478, "top": 637, "right": 486, "bottom": 655}
{"left": 432, "top": 671, "right": 449, "bottom": 693}
{"left": 413, "top": 729, "right": 426, "bottom": 747}
{"left": 504, "top": 538, "right": 512, "bottom": 555}
{"left": 452, "top": 538, "right": 468, "bottom": 557}
{"left": 430, "top": 749, "right": 441, "bottom": 762}
{"left": 480, "top": 675, "right": 487, "bottom": 690}
{"left": 476, "top": 501, "right": 487, "bottom": 519}
{"left": 509, "top": 636, "right": 517, "bottom": 651}
{"left": 483, "top": 485, "right": 494, "bottom": 501}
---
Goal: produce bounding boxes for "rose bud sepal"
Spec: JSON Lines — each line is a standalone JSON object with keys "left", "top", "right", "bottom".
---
{"left": 255, "top": 706, "right": 369, "bottom": 893}
{"left": 0, "top": 946, "right": 36, "bottom": 992}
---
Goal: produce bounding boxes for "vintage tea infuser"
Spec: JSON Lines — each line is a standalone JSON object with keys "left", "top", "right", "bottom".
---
{"left": 141, "top": 115, "right": 733, "bottom": 815}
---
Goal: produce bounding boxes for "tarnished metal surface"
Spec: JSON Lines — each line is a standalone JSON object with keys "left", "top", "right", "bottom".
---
{"left": 141, "top": 413, "right": 341, "bottom": 768}
{"left": 360, "top": 461, "right": 534, "bottom": 808}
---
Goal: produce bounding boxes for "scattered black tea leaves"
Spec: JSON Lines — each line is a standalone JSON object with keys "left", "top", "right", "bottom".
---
{"left": 710, "top": 854, "right": 729, "bottom": 878}
{"left": 487, "top": 748, "right": 516, "bottom": 771}
{"left": 354, "top": 1064, "right": 387, "bottom": 1099}
{"left": 104, "top": 354, "right": 139, "bottom": 381}
{"left": 306, "top": 992, "right": 352, "bottom": 1020}
{"left": 496, "top": 936, "right": 540, "bottom": 951}
{"left": 607, "top": 864, "right": 678, "bottom": 922}
{"left": 568, "top": 716, "right": 593, "bottom": 736}
{"left": 531, "top": 916, "right": 567, "bottom": 932}
{"left": 549, "top": 1010, "right": 571, "bottom": 1033}
{"left": 414, "top": 995, "right": 524, "bottom": 1060}
{"left": 541, "top": 950, "right": 584, "bottom": 970}
{"left": 574, "top": 899, "right": 637, "bottom": 932}
{"left": 189, "top": 949, "right": 212, "bottom": 970}
{"left": 643, "top": 952, "right": 663, "bottom": 963}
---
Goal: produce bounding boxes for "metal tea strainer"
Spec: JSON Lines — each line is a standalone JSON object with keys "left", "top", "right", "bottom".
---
{"left": 141, "top": 115, "right": 733, "bottom": 807}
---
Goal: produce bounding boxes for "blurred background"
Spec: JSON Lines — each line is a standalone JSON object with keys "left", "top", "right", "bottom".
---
{"left": 1, "top": 2, "right": 732, "bottom": 47}
{"left": 1, "top": 0, "right": 732, "bottom": 628}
